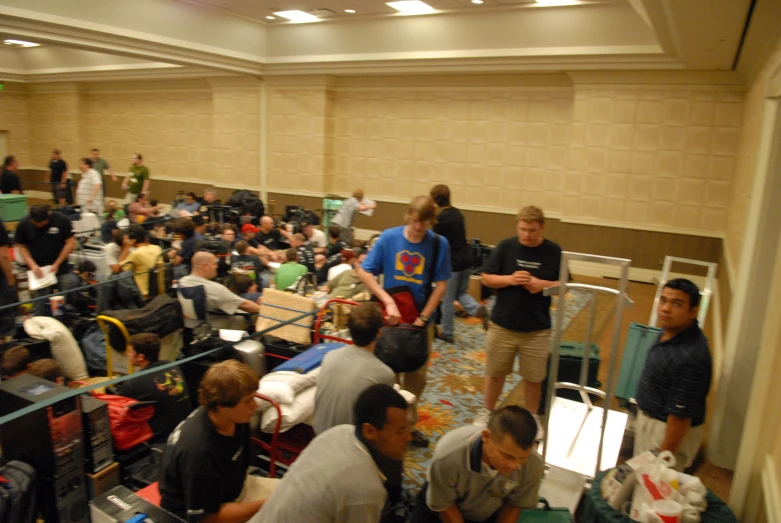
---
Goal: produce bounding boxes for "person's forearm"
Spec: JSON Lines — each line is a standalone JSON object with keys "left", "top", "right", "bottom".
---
{"left": 121, "top": 175, "right": 129, "bottom": 189}
{"left": 53, "top": 238, "right": 76, "bottom": 267}
{"left": 202, "top": 500, "right": 265, "bottom": 523}
{"left": 18, "top": 245, "right": 37, "bottom": 269}
{"left": 239, "top": 300, "right": 261, "bottom": 314}
{"left": 119, "top": 245, "right": 132, "bottom": 262}
{"left": 497, "top": 504, "right": 522, "bottom": 523}
{"left": 420, "top": 280, "right": 447, "bottom": 318}
{"left": 660, "top": 414, "right": 692, "bottom": 453}
{"left": 89, "top": 184, "right": 102, "bottom": 202}
{"left": 356, "top": 266, "right": 392, "bottom": 306}
{"left": 60, "top": 172, "right": 67, "bottom": 184}
{"left": 439, "top": 505, "right": 465, "bottom": 523}
{"left": 142, "top": 179, "right": 150, "bottom": 195}
{"left": 0, "top": 247, "right": 15, "bottom": 285}
{"left": 482, "top": 273, "right": 514, "bottom": 289}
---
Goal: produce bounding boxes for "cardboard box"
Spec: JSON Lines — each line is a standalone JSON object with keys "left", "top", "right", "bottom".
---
{"left": 468, "top": 275, "right": 483, "bottom": 303}
{"left": 87, "top": 461, "right": 120, "bottom": 500}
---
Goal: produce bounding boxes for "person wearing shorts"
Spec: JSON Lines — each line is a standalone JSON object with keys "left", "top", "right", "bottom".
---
{"left": 473, "top": 206, "right": 562, "bottom": 436}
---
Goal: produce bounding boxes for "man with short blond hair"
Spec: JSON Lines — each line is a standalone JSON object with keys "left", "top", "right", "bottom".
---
{"left": 473, "top": 206, "right": 563, "bottom": 436}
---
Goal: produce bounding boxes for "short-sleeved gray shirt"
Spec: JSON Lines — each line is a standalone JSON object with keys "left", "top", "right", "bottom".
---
{"left": 178, "top": 274, "right": 246, "bottom": 327}
{"left": 249, "top": 425, "right": 387, "bottom": 523}
{"left": 426, "top": 426, "right": 544, "bottom": 521}
{"left": 332, "top": 197, "right": 360, "bottom": 229}
{"left": 313, "top": 345, "right": 395, "bottom": 435}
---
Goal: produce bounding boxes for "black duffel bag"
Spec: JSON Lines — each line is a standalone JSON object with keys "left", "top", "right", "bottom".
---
{"left": 103, "top": 295, "right": 183, "bottom": 352}
{"left": 374, "top": 324, "right": 429, "bottom": 373}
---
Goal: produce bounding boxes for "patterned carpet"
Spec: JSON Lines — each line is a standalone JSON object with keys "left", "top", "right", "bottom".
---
{"left": 403, "top": 289, "right": 594, "bottom": 489}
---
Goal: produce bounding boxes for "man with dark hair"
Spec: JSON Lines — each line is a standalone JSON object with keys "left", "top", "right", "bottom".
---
{"left": 120, "top": 224, "right": 162, "bottom": 298}
{"left": 122, "top": 152, "right": 150, "bottom": 203}
{"left": 15, "top": 204, "right": 77, "bottom": 315}
{"left": 273, "top": 248, "right": 307, "bottom": 290}
{"left": 49, "top": 149, "right": 71, "bottom": 204}
{"left": 290, "top": 233, "right": 316, "bottom": 273}
{"left": 635, "top": 278, "right": 712, "bottom": 471}
{"left": 357, "top": 195, "right": 451, "bottom": 447}
{"left": 160, "top": 360, "right": 278, "bottom": 522}
{"left": 300, "top": 222, "right": 327, "bottom": 252}
{"left": 411, "top": 406, "right": 544, "bottom": 523}
{"left": 314, "top": 303, "right": 395, "bottom": 434}
{"left": 251, "top": 383, "right": 411, "bottom": 523}
{"left": 1, "top": 346, "right": 32, "bottom": 380}
{"left": 90, "top": 148, "right": 116, "bottom": 182}
{"left": 231, "top": 240, "right": 267, "bottom": 288}
{"left": 174, "top": 192, "right": 201, "bottom": 216}
{"left": 475, "top": 206, "right": 562, "bottom": 435}
{"left": 430, "top": 184, "right": 487, "bottom": 344}
{"left": 1, "top": 155, "right": 22, "bottom": 194}
{"left": 112, "top": 333, "right": 191, "bottom": 443}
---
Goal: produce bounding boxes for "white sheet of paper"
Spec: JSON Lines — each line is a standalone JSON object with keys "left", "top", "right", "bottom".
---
{"left": 219, "top": 329, "right": 246, "bottom": 342}
{"left": 268, "top": 262, "right": 281, "bottom": 270}
{"left": 358, "top": 199, "right": 375, "bottom": 216}
{"left": 27, "top": 266, "right": 57, "bottom": 291}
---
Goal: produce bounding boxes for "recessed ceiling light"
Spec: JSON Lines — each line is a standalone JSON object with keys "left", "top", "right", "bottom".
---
{"left": 471, "top": 0, "right": 484, "bottom": 3}
{"left": 386, "top": 1, "right": 436, "bottom": 15}
{"left": 345, "top": 9, "right": 356, "bottom": 13}
{"left": 535, "top": 0, "right": 579, "bottom": 5}
{"left": 3, "top": 39, "right": 40, "bottom": 48}
{"left": 266, "top": 15, "right": 276, "bottom": 19}
{"left": 273, "top": 10, "right": 321, "bottom": 23}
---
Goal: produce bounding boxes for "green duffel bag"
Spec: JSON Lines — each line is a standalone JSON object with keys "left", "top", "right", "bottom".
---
{"left": 519, "top": 498, "right": 574, "bottom": 522}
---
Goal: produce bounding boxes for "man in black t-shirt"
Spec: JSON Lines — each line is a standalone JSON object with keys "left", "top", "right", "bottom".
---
{"left": 473, "top": 206, "right": 562, "bottom": 435}
{"left": 49, "top": 149, "right": 72, "bottom": 204}
{"left": 112, "top": 333, "right": 192, "bottom": 443}
{"left": 160, "top": 361, "right": 278, "bottom": 522}
{"left": 0, "top": 217, "right": 16, "bottom": 337}
{"left": 14, "top": 205, "right": 77, "bottom": 316}
{"left": 290, "top": 233, "right": 316, "bottom": 273}
{"left": 254, "top": 216, "right": 282, "bottom": 252}
{"left": 1, "top": 155, "right": 23, "bottom": 195}
{"left": 231, "top": 240, "right": 269, "bottom": 288}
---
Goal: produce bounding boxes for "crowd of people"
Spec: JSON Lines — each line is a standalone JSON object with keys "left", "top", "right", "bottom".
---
{"left": 0, "top": 154, "right": 713, "bottom": 523}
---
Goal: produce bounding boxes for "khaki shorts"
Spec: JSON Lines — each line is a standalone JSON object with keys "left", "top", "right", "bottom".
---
{"left": 634, "top": 410, "right": 704, "bottom": 471}
{"left": 485, "top": 322, "right": 550, "bottom": 382}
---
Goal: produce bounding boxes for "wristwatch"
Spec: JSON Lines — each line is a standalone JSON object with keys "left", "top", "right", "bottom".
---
{"left": 418, "top": 314, "right": 429, "bottom": 323}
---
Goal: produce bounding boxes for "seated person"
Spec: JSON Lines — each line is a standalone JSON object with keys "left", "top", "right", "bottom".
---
{"left": 54, "top": 192, "right": 79, "bottom": 221}
{"left": 68, "top": 260, "right": 98, "bottom": 311}
{"left": 192, "top": 214, "right": 207, "bottom": 239}
{"left": 321, "top": 250, "right": 369, "bottom": 300}
{"left": 105, "top": 229, "right": 128, "bottom": 274}
{"left": 112, "top": 333, "right": 192, "bottom": 443}
{"left": 229, "top": 273, "right": 262, "bottom": 305}
{"left": 314, "top": 303, "right": 394, "bottom": 434}
{"left": 316, "top": 247, "right": 354, "bottom": 284}
{"left": 101, "top": 208, "right": 119, "bottom": 243}
{"left": 273, "top": 248, "right": 308, "bottom": 290}
{"left": 410, "top": 406, "right": 544, "bottom": 523}
{"left": 290, "top": 233, "right": 316, "bottom": 273}
{"left": 120, "top": 225, "right": 163, "bottom": 298}
{"left": 250, "top": 384, "right": 411, "bottom": 523}
{"left": 101, "top": 199, "right": 127, "bottom": 221}
{"left": 254, "top": 216, "right": 290, "bottom": 253}
{"left": 231, "top": 240, "right": 267, "bottom": 288}
{"left": 27, "top": 358, "right": 63, "bottom": 384}
{"left": 173, "top": 218, "right": 198, "bottom": 278}
{"left": 128, "top": 193, "right": 163, "bottom": 223}
{"left": 160, "top": 360, "right": 278, "bottom": 522}
{"left": 240, "top": 224, "right": 262, "bottom": 250}
{"left": 300, "top": 222, "right": 327, "bottom": 253}
{"left": 174, "top": 192, "right": 200, "bottom": 217}
{"left": 326, "top": 224, "right": 350, "bottom": 258}
{"left": 178, "top": 251, "right": 261, "bottom": 325}
{"left": 221, "top": 226, "right": 236, "bottom": 245}
{"left": 1, "top": 346, "right": 32, "bottom": 380}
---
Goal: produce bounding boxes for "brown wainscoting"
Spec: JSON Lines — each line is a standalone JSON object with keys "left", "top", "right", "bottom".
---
{"left": 717, "top": 246, "right": 732, "bottom": 338}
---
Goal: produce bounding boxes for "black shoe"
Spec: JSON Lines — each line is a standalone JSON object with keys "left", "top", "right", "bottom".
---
{"left": 436, "top": 330, "right": 455, "bottom": 344}
{"left": 410, "top": 430, "right": 430, "bottom": 448}
{"left": 477, "top": 305, "right": 489, "bottom": 331}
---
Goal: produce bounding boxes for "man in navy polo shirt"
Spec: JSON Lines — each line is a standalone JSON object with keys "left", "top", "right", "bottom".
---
{"left": 634, "top": 278, "right": 712, "bottom": 470}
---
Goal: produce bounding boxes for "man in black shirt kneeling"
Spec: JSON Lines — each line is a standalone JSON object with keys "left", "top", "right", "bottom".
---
{"left": 160, "top": 361, "right": 278, "bottom": 523}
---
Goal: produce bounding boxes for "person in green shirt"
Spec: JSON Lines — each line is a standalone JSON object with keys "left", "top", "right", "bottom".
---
{"left": 274, "top": 248, "right": 308, "bottom": 290}
{"left": 121, "top": 152, "right": 150, "bottom": 202}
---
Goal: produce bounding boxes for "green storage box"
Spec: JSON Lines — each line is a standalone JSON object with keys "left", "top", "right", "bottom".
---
{"left": 0, "top": 194, "right": 27, "bottom": 222}
{"left": 615, "top": 322, "right": 661, "bottom": 402}
{"left": 322, "top": 198, "right": 343, "bottom": 228}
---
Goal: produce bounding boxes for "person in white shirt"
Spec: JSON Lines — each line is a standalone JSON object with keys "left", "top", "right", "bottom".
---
{"left": 76, "top": 157, "right": 103, "bottom": 214}
{"left": 301, "top": 222, "right": 327, "bottom": 252}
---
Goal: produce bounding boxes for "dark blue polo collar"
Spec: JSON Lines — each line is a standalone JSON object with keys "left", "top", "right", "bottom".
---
{"left": 470, "top": 435, "right": 483, "bottom": 473}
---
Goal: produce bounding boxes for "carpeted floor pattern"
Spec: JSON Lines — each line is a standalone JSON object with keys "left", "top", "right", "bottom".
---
{"left": 403, "top": 289, "right": 603, "bottom": 489}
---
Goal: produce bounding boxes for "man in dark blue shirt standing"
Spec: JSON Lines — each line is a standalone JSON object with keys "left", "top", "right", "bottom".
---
{"left": 635, "top": 278, "right": 712, "bottom": 470}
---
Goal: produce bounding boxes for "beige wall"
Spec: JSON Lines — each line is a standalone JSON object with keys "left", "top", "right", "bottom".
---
{"left": 0, "top": 86, "right": 31, "bottom": 164}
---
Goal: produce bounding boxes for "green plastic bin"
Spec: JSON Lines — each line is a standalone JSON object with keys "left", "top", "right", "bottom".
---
{"left": 0, "top": 194, "right": 27, "bottom": 222}
{"left": 322, "top": 198, "right": 343, "bottom": 228}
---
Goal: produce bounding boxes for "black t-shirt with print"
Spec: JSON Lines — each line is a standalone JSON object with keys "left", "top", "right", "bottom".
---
{"left": 296, "top": 244, "right": 316, "bottom": 273}
{"left": 326, "top": 238, "right": 350, "bottom": 258}
{"left": 160, "top": 407, "right": 250, "bottom": 522}
{"left": 13, "top": 212, "right": 73, "bottom": 275}
{"left": 113, "top": 360, "right": 192, "bottom": 443}
{"left": 433, "top": 206, "right": 472, "bottom": 272}
{"left": 483, "top": 237, "right": 562, "bottom": 333}
{"left": 255, "top": 228, "right": 281, "bottom": 251}
{"left": 49, "top": 159, "right": 68, "bottom": 183}
{"left": 0, "top": 169, "right": 22, "bottom": 194}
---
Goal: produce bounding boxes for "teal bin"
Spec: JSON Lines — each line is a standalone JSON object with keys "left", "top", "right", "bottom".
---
{"left": 322, "top": 198, "right": 343, "bottom": 228}
{"left": 0, "top": 194, "right": 27, "bottom": 222}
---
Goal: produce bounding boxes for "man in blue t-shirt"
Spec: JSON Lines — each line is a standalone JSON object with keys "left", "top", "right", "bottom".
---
{"left": 358, "top": 195, "right": 451, "bottom": 448}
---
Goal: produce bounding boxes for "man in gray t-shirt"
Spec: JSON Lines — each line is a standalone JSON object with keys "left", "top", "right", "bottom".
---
{"left": 331, "top": 189, "right": 377, "bottom": 245}
{"left": 314, "top": 303, "right": 395, "bottom": 434}
{"left": 410, "top": 406, "right": 544, "bottom": 523}
{"left": 251, "top": 384, "right": 412, "bottom": 523}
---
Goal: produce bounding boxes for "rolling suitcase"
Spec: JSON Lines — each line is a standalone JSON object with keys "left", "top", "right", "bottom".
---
{"left": 273, "top": 342, "right": 346, "bottom": 373}
{"left": 540, "top": 341, "right": 601, "bottom": 415}
{"left": 615, "top": 322, "right": 661, "bottom": 402}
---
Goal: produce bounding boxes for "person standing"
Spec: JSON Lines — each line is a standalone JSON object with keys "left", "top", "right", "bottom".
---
{"left": 331, "top": 189, "right": 377, "bottom": 245}
{"left": 473, "top": 206, "right": 562, "bottom": 435}
{"left": 121, "top": 153, "right": 150, "bottom": 203}
{"left": 76, "top": 157, "right": 104, "bottom": 214}
{"left": 49, "top": 149, "right": 72, "bottom": 204}
{"left": 634, "top": 279, "right": 712, "bottom": 471}
{"left": 430, "top": 184, "right": 487, "bottom": 344}
{"left": 357, "top": 195, "right": 451, "bottom": 448}
{"left": 0, "top": 156, "right": 23, "bottom": 194}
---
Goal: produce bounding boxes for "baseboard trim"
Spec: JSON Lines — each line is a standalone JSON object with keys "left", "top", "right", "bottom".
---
{"left": 762, "top": 454, "right": 781, "bottom": 523}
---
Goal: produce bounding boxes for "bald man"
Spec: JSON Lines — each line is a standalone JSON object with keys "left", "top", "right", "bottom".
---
{"left": 178, "top": 252, "right": 261, "bottom": 322}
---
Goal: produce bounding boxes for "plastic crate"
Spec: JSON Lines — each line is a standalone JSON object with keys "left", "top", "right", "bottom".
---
{"left": 0, "top": 194, "right": 27, "bottom": 222}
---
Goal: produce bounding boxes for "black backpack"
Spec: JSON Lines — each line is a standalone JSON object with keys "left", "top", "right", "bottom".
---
{"left": 0, "top": 459, "right": 37, "bottom": 523}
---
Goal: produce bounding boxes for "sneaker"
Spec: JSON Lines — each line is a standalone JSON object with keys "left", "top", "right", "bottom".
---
{"left": 476, "top": 305, "right": 489, "bottom": 331}
{"left": 472, "top": 408, "right": 492, "bottom": 428}
{"left": 410, "top": 430, "right": 430, "bottom": 448}
{"left": 532, "top": 414, "right": 545, "bottom": 441}
{"left": 436, "top": 330, "right": 455, "bottom": 344}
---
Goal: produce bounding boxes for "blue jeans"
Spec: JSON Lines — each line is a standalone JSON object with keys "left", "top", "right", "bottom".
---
{"left": 441, "top": 269, "right": 480, "bottom": 338}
